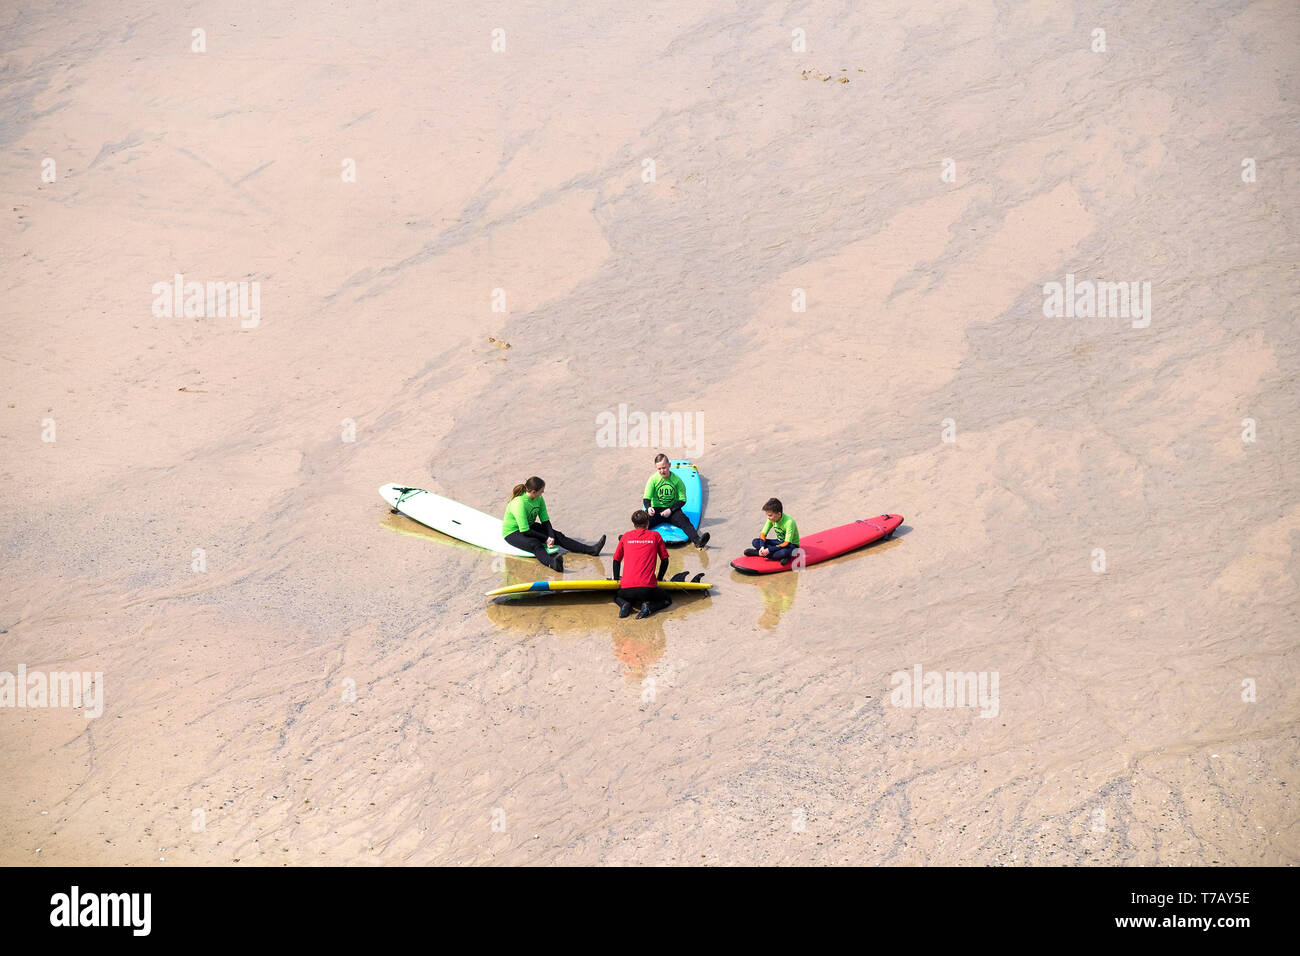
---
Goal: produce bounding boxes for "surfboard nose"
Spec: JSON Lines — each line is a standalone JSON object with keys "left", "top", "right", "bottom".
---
{"left": 379, "top": 482, "right": 418, "bottom": 507}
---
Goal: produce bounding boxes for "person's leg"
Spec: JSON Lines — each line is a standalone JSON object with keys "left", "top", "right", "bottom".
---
{"left": 636, "top": 591, "right": 672, "bottom": 619}
{"left": 620, "top": 586, "right": 652, "bottom": 617}
{"left": 634, "top": 588, "right": 673, "bottom": 619}
{"left": 747, "top": 537, "right": 783, "bottom": 558}
{"left": 665, "top": 509, "right": 707, "bottom": 547}
{"left": 614, "top": 587, "right": 636, "bottom": 618}
{"left": 621, "top": 586, "right": 653, "bottom": 619}
{"left": 547, "top": 528, "right": 604, "bottom": 556}
{"left": 769, "top": 542, "right": 796, "bottom": 563}
{"left": 504, "top": 531, "right": 562, "bottom": 570}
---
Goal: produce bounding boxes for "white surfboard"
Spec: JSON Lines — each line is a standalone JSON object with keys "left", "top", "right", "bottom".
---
{"left": 379, "top": 484, "right": 558, "bottom": 557}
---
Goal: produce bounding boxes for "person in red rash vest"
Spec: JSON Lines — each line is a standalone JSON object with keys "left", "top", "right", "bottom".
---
{"left": 611, "top": 510, "right": 671, "bottom": 619}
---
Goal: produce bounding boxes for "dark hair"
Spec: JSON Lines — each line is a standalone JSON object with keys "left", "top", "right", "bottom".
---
{"left": 631, "top": 510, "right": 649, "bottom": 528}
{"left": 654, "top": 453, "right": 669, "bottom": 465}
{"left": 763, "top": 498, "right": 783, "bottom": 514}
{"left": 510, "top": 476, "right": 545, "bottom": 500}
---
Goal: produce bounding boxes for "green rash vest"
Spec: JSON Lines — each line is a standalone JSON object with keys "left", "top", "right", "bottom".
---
{"left": 761, "top": 513, "right": 799, "bottom": 545}
{"left": 644, "top": 471, "right": 687, "bottom": 508}
{"left": 502, "top": 494, "right": 549, "bottom": 536}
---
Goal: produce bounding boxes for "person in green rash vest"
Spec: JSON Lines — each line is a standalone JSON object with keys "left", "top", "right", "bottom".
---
{"left": 502, "top": 476, "right": 605, "bottom": 572}
{"left": 642, "top": 453, "right": 709, "bottom": 548}
{"left": 744, "top": 497, "right": 800, "bottom": 565}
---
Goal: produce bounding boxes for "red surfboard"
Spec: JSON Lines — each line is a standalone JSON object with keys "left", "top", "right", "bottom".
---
{"left": 729, "top": 514, "right": 903, "bottom": 575}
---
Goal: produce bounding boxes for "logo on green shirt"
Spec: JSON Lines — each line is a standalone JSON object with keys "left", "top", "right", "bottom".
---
{"left": 647, "top": 473, "right": 685, "bottom": 506}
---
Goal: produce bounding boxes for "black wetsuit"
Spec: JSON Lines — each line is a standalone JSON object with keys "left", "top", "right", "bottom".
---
{"left": 642, "top": 496, "right": 702, "bottom": 546}
{"left": 505, "top": 524, "right": 594, "bottom": 568}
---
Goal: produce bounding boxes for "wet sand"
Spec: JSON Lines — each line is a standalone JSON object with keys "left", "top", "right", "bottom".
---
{"left": 1, "top": 0, "right": 1297, "bottom": 864}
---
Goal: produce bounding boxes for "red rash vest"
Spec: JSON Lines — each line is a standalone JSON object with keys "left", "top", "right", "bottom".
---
{"left": 612, "top": 528, "right": 667, "bottom": 589}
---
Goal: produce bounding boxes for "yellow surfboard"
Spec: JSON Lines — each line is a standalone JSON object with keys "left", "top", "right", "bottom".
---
{"left": 486, "top": 579, "right": 712, "bottom": 597}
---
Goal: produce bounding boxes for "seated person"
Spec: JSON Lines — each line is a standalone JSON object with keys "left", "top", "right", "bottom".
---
{"left": 744, "top": 497, "right": 800, "bottom": 565}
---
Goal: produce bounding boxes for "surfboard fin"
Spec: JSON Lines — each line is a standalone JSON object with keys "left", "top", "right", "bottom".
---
{"left": 670, "top": 571, "right": 688, "bottom": 582}
{"left": 691, "top": 572, "right": 704, "bottom": 583}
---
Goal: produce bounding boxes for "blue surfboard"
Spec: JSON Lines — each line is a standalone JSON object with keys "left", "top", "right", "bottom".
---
{"left": 651, "top": 460, "right": 703, "bottom": 544}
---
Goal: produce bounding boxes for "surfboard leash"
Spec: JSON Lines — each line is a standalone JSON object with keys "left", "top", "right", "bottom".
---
{"left": 391, "top": 486, "right": 423, "bottom": 513}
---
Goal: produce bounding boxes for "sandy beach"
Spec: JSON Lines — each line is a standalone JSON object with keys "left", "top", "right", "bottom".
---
{"left": 2, "top": 0, "right": 1297, "bottom": 865}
